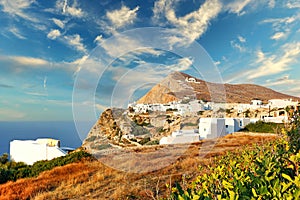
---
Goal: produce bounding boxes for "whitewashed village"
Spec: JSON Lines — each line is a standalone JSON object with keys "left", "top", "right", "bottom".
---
{"left": 127, "top": 95, "right": 299, "bottom": 145}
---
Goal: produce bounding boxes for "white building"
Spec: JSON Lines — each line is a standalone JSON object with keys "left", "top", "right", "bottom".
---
{"left": 268, "top": 99, "right": 298, "bottom": 109}
{"left": 198, "top": 118, "right": 226, "bottom": 139}
{"left": 251, "top": 99, "right": 263, "bottom": 106}
{"left": 199, "top": 118, "right": 252, "bottom": 139}
{"left": 225, "top": 118, "right": 251, "bottom": 134}
{"left": 10, "top": 138, "right": 66, "bottom": 165}
{"left": 159, "top": 130, "right": 200, "bottom": 145}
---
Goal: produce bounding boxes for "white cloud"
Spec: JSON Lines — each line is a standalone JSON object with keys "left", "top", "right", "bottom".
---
{"left": 9, "top": 26, "right": 26, "bottom": 39}
{"left": 214, "top": 61, "right": 221, "bottom": 66}
{"left": 47, "top": 29, "right": 61, "bottom": 40}
{"left": 64, "top": 34, "right": 86, "bottom": 53}
{"left": 268, "top": 0, "right": 275, "bottom": 8}
{"left": 0, "top": 0, "right": 37, "bottom": 22}
{"left": 153, "top": 0, "right": 222, "bottom": 46}
{"left": 225, "top": 0, "right": 251, "bottom": 16}
{"left": 52, "top": 18, "right": 65, "bottom": 29}
{"left": 167, "top": 57, "right": 193, "bottom": 71}
{"left": 0, "top": 108, "right": 26, "bottom": 120}
{"left": 9, "top": 56, "right": 49, "bottom": 66}
{"left": 248, "top": 42, "right": 300, "bottom": 79}
{"left": 230, "top": 40, "right": 246, "bottom": 52}
{"left": 106, "top": 5, "right": 139, "bottom": 31}
{"left": 264, "top": 75, "right": 295, "bottom": 87}
{"left": 271, "top": 32, "right": 287, "bottom": 40}
{"left": 56, "top": 0, "right": 84, "bottom": 18}
{"left": 94, "top": 35, "right": 103, "bottom": 45}
{"left": 286, "top": 0, "right": 300, "bottom": 9}
{"left": 100, "top": 35, "right": 162, "bottom": 58}
{"left": 237, "top": 35, "right": 246, "bottom": 43}
{"left": 260, "top": 13, "right": 300, "bottom": 41}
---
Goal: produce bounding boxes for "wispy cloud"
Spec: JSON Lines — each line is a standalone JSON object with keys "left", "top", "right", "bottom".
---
{"left": 286, "top": 0, "right": 300, "bottom": 9}
{"left": 55, "top": 0, "right": 84, "bottom": 18}
{"left": 52, "top": 18, "right": 65, "bottom": 29}
{"left": 225, "top": 0, "right": 251, "bottom": 16}
{"left": 230, "top": 36, "right": 246, "bottom": 52}
{"left": 47, "top": 29, "right": 61, "bottom": 40}
{"left": 260, "top": 13, "right": 300, "bottom": 40}
{"left": 9, "top": 56, "right": 49, "bottom": 66}
{"left": 153, "top": 0, "right": 222, "bottom": 46}
{"left": 0, "top": 0, "right": 38, "bottom": 22}
{"left": 94, "top": 35, "right": 103, "bottom": 45}
{"left": 8, "top": 26, "right": 26, "bottom": 39}
{"left": 105, "top": 5, "right": 139, "bottom": 33}
{"left": 264, "top": 75, "right": 295, "bottom": 87}
{"left": 237, "top": 35, "right": 246, "bottom": 43}
{"left": 0, "top": 108, "right": 26, "bottom": 120}
{"left": 268, "top": 0, "right": 275, "bottom": 8}
{"left": 248, "top": 42, "right": 300, "bottom": 79}
{"left": 64, "top": 34, "right": 86, "bottom": 53}
{"left": 271, "top": 32, "right": 287, "bottom": 40}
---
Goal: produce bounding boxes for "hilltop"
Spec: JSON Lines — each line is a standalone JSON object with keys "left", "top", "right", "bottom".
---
{"left": 138, "top": 71, "right": 300, "bottom": 104}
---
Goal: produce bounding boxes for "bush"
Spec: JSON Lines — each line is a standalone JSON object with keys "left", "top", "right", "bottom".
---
{"left": 169, "top": 125, "right": 300, "bottom": 199}
{"left": 242, "top": 121, "right": 284, "bottom": 133}
{"left": 0, "top": 150, "right": 92, "bottom": 184}
{"left": 144, "top": 140, "right": 159, "bottom": 146}
{"left": 138, "top": 137, "right": 151, "bottom": 145}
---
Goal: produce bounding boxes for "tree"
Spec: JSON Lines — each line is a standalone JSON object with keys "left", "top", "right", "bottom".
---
{"left": 0, "top": 153, "right": 9, "bottom": 164}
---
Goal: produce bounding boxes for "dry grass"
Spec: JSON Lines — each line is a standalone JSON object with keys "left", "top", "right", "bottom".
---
{"left": 0, "top": 132, "right": 279, "bottom": 200}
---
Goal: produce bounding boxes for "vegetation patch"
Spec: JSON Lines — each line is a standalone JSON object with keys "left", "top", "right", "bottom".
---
{"left": 0, "top": 150, "right": 92, "bottom": 184}
{"left": 242, "top": 120, "right": 284, "bottom": 133}
{"left": 169, "top": 122, "right": 300, "bottom": 199}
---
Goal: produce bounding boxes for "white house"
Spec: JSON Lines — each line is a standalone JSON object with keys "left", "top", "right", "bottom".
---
{"left": 251, "top": 99, "right": 263, "bottom": 106}
{"left": 268, "top": 99, "right": 298, "bottom": 109}
{"left": 225, "top": 118, "right": 251, "bottom": 134}
{"left": 159, "top": 130, "right": 200, "bottom": 145}
{"left": 198, "top": 118, "right": 226, "bottom": 139}
{"left": 10, "top": 138, "right": 66, "bottom": 165}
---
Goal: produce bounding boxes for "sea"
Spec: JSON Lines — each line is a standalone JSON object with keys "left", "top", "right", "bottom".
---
{"left": 0, "top": 121, "right": 88, "bottom": 156}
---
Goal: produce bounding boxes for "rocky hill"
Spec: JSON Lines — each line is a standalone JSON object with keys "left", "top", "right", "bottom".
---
{"left": 138, "top": 71, "right": 300, "bottom": 104}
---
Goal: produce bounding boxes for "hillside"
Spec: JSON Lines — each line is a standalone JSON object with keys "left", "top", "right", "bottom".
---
{"left": 0, "top": 133, "right": 279, "bottom": 199}
{"left": 138, "top": 71, "right": 300, "bottom": 104}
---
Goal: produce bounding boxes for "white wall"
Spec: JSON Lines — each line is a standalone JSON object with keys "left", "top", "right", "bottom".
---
{"left": 199, "top": 118, "right": 226, "bottom": 139}
{"left": 10, "top": 139, "right": 66, "bottom": 165}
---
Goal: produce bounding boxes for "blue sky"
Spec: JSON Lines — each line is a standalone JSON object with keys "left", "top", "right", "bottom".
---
{"left": 0, "top": 0, "right": 300, "bottom": 121}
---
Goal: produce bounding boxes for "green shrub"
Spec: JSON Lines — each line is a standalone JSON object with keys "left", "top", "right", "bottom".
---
{"left": 138, "top": 137, "right": 151, "bottom": 145}
{"left": 0, "top": 150, "right": 92, "bottom": 184}
{"left": 144, "top": 140, "right": 159, "bottom": 145}
{"left": 169, "top": 125, "right": 300, "bottom": 199}
{"left": 85, "top": 135, "right": 97, "bottom": 142}
{"left": 242, "top": 121, "right": 284, "bottom": 133}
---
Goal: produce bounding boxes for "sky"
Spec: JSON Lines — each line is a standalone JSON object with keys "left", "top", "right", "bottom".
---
{"left": 0, "top": 0, "right": 300, "bottom": 121}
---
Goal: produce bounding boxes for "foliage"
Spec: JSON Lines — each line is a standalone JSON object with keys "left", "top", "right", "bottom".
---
{"left": 93, "top": 144, "right": 111, "bottom": 150}
{"left": 131, "top": 121, "right": 150, "bottom": 136}
{"left": 85, "top": 135, "right": 97, "bottom": 142}
{"left": 138, "top": 137, "right": 151, "bottom": 145}
{"left": 144, "top": 139, "right": 159, "bottom": 145}
{"left": 168, "top": 125, "right": 300, "bottom": 200}
{"left": 0, "top": 150, "right": 92, "bottom": 184}
{"left": 242, "top": 120, "right": 284, "bottom": 133}
{"left": 183, "top": 122, "right": 198, "bottom": 126}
